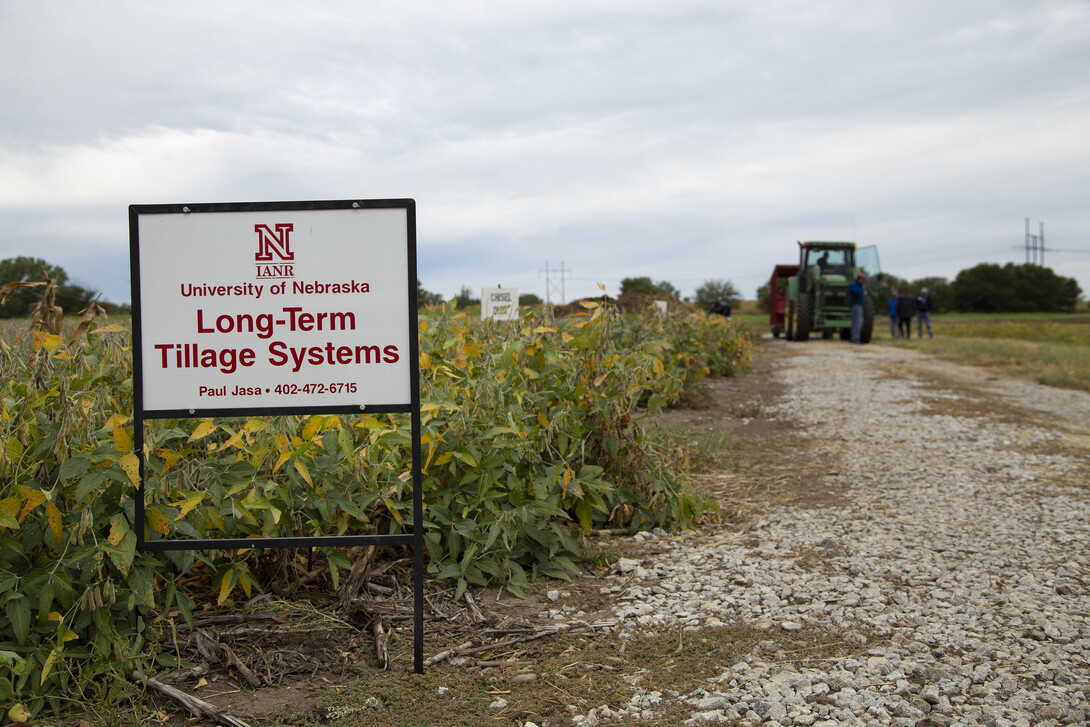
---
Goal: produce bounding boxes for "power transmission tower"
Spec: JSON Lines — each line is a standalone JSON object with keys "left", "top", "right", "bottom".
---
{"left": 1026, "top": 218, "right": 1045, "bottom": 265}
{"left": 540, "top": 261, "right": 571, "bottom": 305}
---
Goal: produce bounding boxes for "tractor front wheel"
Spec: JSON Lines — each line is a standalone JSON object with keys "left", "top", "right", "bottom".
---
{"left": 795, "top": 296, "right": 813, "bottom": 341}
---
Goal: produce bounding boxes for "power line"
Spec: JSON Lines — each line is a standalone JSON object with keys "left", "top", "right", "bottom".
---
{"left": 539, "top": 261, "right": 572, "bottom": 305}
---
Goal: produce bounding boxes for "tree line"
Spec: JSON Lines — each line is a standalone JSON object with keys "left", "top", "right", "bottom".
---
{"left": 9, "top": 257, "right": 1071, "bottom": 319}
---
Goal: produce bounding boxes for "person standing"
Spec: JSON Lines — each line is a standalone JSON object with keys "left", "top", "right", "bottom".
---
{"left": 887, "top": 288, "right": 900, "bottom": 338}
{"left": 896, "top": 288, "right": 916, "bottom": 339}
{"left": 916, "top": 287, "right": 934, "bottom": 338}
{"left": 848, "top": 272, "right": 867, "bottom": 344}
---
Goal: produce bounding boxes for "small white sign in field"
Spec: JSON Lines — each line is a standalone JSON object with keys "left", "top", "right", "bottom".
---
{"left": 481, "top": 287, "right": 519, "bottom": 321}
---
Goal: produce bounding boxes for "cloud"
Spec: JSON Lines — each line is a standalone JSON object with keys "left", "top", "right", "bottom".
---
{"left": 1, "top": 1, "right": 1089, "bottom": 304}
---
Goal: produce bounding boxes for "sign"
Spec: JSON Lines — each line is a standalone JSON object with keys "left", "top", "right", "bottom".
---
{"left": 127, "top": 198, "right": 425, "bottom": 673}
{"left": 130, "top": 200, "right": 415, "bottom": 416}
{"left": 481, "top": 287, "right": 518, "bottom": 321}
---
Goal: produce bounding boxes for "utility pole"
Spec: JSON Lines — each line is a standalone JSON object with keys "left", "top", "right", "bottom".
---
{"left": 1026, "top": 218, "right": 1045, "bottom": 265}
{"left": 539, "top": 261, "right": 571, "bottom": 305}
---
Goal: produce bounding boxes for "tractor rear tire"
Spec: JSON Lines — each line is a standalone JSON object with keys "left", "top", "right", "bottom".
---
{"left": 860, "top": 296, "right": 876, "bottom": 343}
{"left": 786, "top": 301, "right": 796, "bottom": 340}
{"left": 795, "top": 296, "right": 813, "bottom": 341}
{"left": 822, "top": 328, "right": 834, "bottom": 339}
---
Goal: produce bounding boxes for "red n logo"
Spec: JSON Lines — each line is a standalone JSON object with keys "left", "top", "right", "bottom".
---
{"left": 254, "top": 223, "right": 295, "bottom": 261}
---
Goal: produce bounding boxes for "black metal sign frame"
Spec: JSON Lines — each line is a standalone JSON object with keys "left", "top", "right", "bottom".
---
{"left": 128, "top": 198, "right": 424, "bottom": 672}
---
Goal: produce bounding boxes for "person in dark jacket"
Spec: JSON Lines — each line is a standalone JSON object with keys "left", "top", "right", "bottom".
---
{"left": 896, "top": 289, "right": 916, "bottom": 339}
{"left": 916, "top": 288, "right": 934, "bottom": 338}
{"left": 848, "top": 273, "right": 867, "bottom": 344}
{"left": 707, "top": 300, "right": 732, "bottom": 318}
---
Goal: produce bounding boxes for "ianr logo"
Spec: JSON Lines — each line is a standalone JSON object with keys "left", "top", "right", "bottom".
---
{"left": 254, "top": 223, "right": 295, "bottom": 279}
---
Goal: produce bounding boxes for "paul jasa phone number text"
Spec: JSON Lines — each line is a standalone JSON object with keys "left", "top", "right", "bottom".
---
{"left": 199, "top": 382, "right": 358, "bottom": 397}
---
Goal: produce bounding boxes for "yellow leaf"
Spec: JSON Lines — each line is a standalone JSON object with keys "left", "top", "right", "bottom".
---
{"left": 593, "top": 373, "right": 608, "bottom": 387}
{"left": 293, "top": 459, "right": 313, "bottom": 486}
{"left": 537, "top": 412, "right": 549, "bottom": 428}
{"left": 60, "top": 628, "right": 78, "bottom": 642}
{"left": 147, "top": 506, "right": 170, "bottom": 535}
{"left": 217, "top": 566, "right": 235, "bottom": 605}
{"left": 0, "top": 497, "right": 20, "bottom": 518}
{"left": 33, "top": 331, "right": 63, "bottom": 353}
{"left": 562, "top": 468, "right": 573, "bottom": 497}
{"left": 218, "top": 430, "right": 244, "bottom": 451}
{"left": 561, "top": 331, "right": 574, "bottom": 344}
{"left": 301, "top": 415, "right": 323, "bottom": 440}
{"left": 419, "top": 352, "right": 433, "bottom": 370}
{"left": 188, "top": 420, "right": 217, "bottom": 442}
{"left": 172, "top": 492, "right": 206, "bottom": 519}
{"left": 423, "top": 441, "right": 437, "bottom": 474}
{"left": 533, "top": 325, "right": 556, "bottom": 333}
{"left": 18, "top": 488, "right": 46, "bottom": 521}
{"left": 157, "top": 448, "right": 182, "bottom": 474}
{"left": 7, "top": 702, "right": 31, "bottom": 724}
{"left": 273, "top": 451, "right": 291, "bottom": 472}
{"left": 194, "top": 677, "right": 209, "bottom": 689}
{"left": 113, "top": 423, "right": 133, "bottom": 453}
{"left": 243, "top": 418, "right": 266, "bottom": 434}
{"left": 40, "top": 647, "right": 59, "bottom": 683}
{"left": 45, "top": 502, "right": 63, "bottom": 543}
{"left": 120, "top": 453, "right": 141, "bottom": 487}
{"left": 597, "top": 282, "right": 606, "bottom": 291}
{"left": 579, "top": 300, "right": 600, "bottom": 309}
{"left": 108, "top": 515, "right": 129, "bottom": 546}
{"left": 383, "top": 498, "right": 403, "bottom": 525}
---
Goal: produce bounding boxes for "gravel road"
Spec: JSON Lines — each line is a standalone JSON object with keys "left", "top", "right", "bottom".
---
{"left": 588, "top": 342, "right": 1090, "bottom": 726}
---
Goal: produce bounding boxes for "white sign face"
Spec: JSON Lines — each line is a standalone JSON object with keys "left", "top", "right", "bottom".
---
{"left": 481, "top": 287, "right": 519, "bottom": 321}
{"left": 132, "top": 202, "right": 414, "bottom": 413}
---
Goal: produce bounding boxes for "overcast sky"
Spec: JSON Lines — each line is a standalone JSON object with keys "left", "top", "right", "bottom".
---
{"left": 2, "top": 0, "right": 1089, "bottom": 306}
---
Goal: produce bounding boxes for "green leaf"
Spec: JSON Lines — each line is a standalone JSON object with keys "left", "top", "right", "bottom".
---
{"left": 575, "top": 500, "right": 593, "bottom": 533}
{"left": 105, "top": 531, "right": 137, "bottom": 576}
{"left": 5, "top": 597, "right": 31, "bottom": 646}
{"left": 58, "top": 456, "right": 93, "bottom": 482}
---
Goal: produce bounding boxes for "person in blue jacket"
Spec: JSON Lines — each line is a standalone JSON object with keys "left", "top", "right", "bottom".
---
{"left": 848, "top": 272, "right": 867, "bottom": 344}
{"left": 887, "top": 288, "right": 900, "bottom": 338}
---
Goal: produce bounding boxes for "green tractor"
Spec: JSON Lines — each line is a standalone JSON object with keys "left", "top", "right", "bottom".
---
{"left": 785, "top": 241, "right": 880, "bottom": 342}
